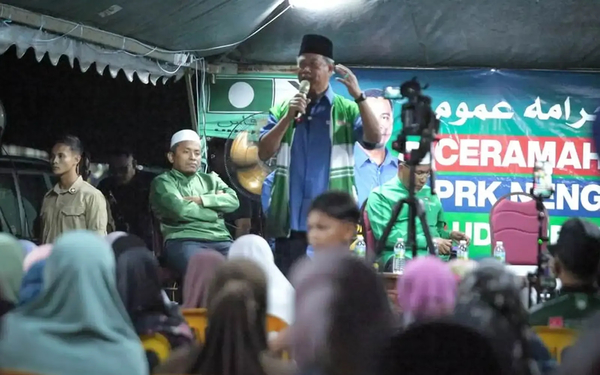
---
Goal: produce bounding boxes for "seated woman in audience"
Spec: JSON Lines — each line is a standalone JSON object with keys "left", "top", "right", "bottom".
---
{"left": 229, "top": 235, "right": 294, "bottom": 324}
{"left": 183, "top": 250, "right": 226, "bottom": 308}
{"left": 0, "top": 233, "right": 24, "bottom": 315}
{"left": 19, "top": 244, "right": 53, "bottom": 306}
{"left": 306, "top": 191, "right": 360, "bottom": 257}
{"left": 106, "top": 230, "right": 128, "bottom": 246}
{"left": 454, "top": 259, "right": 555, "bottom": 375}
{"left": 112, "top": 233, "right": 147, "bottom": 258}
{"left": 116, "top": 247, "right": 193, "bottom": 369}
{"left": 396, "top": 256, "right": 456, "bottom": 327}
{"left": 0, "top": 231, "right": 147, "bottom": 375}
{"left": 290, "top": 253, "right": 393, "bottom": 375}
{"left": 155, "top": 259, "right": 295, "bottom": 375}
{"left": 18, "top": 239, "right": 36, "bottom": 256}
{"left": 447, "top": 258, "right": 478, "bottom": 282}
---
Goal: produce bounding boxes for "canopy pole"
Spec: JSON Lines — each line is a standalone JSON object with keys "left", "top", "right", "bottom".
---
{"left": 185, "top": 72, "right": 198, "bottom": 132}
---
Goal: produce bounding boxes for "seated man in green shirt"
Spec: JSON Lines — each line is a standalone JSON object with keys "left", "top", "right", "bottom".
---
{"left": 150, "top": 129, "right": 240, "bottom": 275}
{"left": 529, "top": 218, "right": 600, "bottom": 330}
{"left": 365, "top": 141, "right": 468, "bottom": 269}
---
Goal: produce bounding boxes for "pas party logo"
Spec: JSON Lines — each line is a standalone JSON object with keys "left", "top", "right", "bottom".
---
{"left": 208, "top": 77, "right": 299, "bottom": 113}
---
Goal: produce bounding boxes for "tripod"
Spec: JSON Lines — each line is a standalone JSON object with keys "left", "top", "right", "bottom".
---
{"left": 375, "top": 160, "right": 437, "bottom": 266}
{"left": 526, "top": 192, "right": 555, "bottom": 308}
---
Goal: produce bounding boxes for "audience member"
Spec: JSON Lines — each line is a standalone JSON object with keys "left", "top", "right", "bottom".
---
{"left": 115, "top": 248, "right": 193, "bottom": 369}
{"left": 0, "top": 233, "right": 24, "bottom": 308}
{"left": 396, "top": 256, "right": 456, "bottom": 327}
{"left": 183, "top": 250, "right": 226, "bottom": 309}
{"left": 455, "top": 259, "right": 551, "bottom": 375}
{"left": 19, "top": 260, "right": 46, "bottom": 306}
{"left": 306, "top": 190, "right": 360, "bottom": 257}
{"left": 229, "top": 235, "right": 295, "bottom": 324}
{"left": 18, "top": 239, "right": 36, "bottom": 256}
{"left": 22, "top": 244, "right": 52, "bottom": 272}
{"left": 447, "top": 258, "right": 478, "bottom": 282}
{"left": 529, "top": 218, "right": 600, "bottom": 329}
{"left": 0, "top": 231, "right": 147, "bottom": 375}
{"left": 290, "top": 253, "right": 393, "bottom": 375}
{"left": 106, "top": 230, "right": 127, "bottom": 246}
{"left": 155, "top": 259, "right": 294, "bottom": 375}
{"left": 111, "top": 233, "right": 147, "bottom": 259}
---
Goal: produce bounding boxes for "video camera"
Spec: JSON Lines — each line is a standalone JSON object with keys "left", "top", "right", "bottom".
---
{"left": 375, "top": 78, "right": 440, "bottom": 261}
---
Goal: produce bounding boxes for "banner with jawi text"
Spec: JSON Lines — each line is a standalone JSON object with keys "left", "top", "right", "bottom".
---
{"left": 204, "top": 69, "right": 600, "bottom": 258}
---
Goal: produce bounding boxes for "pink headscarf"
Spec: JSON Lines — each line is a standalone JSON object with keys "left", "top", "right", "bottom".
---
{"left": 23, "top": 244, "right": 53, "bottom": 273}
{"left": 396, "top": 256, "right": 457, "bottom": 323}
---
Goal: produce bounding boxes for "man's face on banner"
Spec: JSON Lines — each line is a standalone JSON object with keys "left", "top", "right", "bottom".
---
{"left": 366, "top": 96, "right": 393, "bottom": 147}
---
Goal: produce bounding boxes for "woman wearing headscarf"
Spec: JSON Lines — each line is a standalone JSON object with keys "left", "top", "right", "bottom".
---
{"left": 454, "top": 259, "right": 553, "bottom": 375}
{"left": 112, "top": 233, "right": 147, "bottom": 258}
{"left": 183, "top": 250, "right": 226, "bottom": 308}
{"left": 106, "top": 230, "right": 128, "bottom": 246}
{"left": 116, "top": 247, "right": 193, "bottom": 366}
{"left": 447, "top": 258, "right": 478, "bottom": 282}
{"left": 229, "top": 234, "right": 294, "bottom": 324}
{"left": 19, "top": 245, "right": 53, "bottom": 306}
{"left": 0, "top": 233, "right": 24, "bottom": 314}
{"left": 18, "top": 239, "right": 36, "bottom": 256}
{"left": 0, "top": 231, "right": 147, "bottom": 375}
{"left": 290, "top": 253, "right": 393, "bottom": 375}
{"left": 155, "top": 259, "right": 295, "bottom": 375}
{"left": 396, "top": 256, "right": 457, "bottom": 327}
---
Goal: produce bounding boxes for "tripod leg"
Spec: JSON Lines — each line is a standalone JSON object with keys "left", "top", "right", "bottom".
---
{"left": 413, "top": 200, "right": 437, "bottom": 256}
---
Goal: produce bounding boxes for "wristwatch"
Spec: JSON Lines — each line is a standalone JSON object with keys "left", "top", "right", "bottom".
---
{"left": 354, "top": 92, "right": 366, "bottom": 104}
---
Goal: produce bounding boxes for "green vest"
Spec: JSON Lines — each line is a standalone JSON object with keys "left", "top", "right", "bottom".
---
{"left": 266, "top": 95, "right": 360, "bottom": 238}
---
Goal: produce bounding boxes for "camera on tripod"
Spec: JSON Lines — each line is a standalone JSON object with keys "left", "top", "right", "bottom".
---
{"left": 374, "top": 78, "right": 440, "bottom": 261}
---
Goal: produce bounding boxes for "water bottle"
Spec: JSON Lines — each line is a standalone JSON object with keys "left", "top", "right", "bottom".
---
{"left": 457, "top": 240, "right": 469, "bottom": 260}
{"left": 393, "top": 238, "right": 406, "bottom": 274}
{"left": 494, "top": 241, "right": 506, "bottom": 263}
{"left": 431, "top": 239, "right": 439, "bottom": 256}
{"left": 355, "top": 235, "right": 366, "bottom": 259}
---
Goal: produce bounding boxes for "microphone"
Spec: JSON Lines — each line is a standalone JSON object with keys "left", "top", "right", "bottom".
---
{"left": 295, "top": 80, "right": 311, "bottom": 120}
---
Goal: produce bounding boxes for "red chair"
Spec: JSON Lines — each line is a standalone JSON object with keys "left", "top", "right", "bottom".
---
{"left": 360, "top": 199, "right": 377, "bottom": 260}
{"left": 489, "top": 192, "right": 549, "bottom": 265}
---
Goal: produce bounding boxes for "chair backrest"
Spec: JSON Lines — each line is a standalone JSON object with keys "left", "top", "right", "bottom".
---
{"left": 360, "top": 199, "right": 376, "bottom": 259}
{"left": 532, "top": 326, "right": 577, "bottom": 363}
{"left": 150, "top": 213, "right": 164, "bottom": 259}
{"left": 182, "top": 308, "right": 209, "bottom": 344}
{"left": 266, "top": 314, "right": 290, "bottom": 360}
{"left": 489, "top": 192, "right": 548, "bottom": 265}
{"left": 140, "top": 333, "right": 172, "bottom": 363}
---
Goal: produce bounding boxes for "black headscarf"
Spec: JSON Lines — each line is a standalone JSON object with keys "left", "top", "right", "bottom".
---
{"left": 115, "top": 248, "right": 193, "bottom": 344}
{"left": 112, "top": 234, "right": 147, "bottom": 259}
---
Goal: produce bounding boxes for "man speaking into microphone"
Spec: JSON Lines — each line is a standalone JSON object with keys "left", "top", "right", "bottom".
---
{"left": 258, "top": 34, "right": 381, "bottom": 275}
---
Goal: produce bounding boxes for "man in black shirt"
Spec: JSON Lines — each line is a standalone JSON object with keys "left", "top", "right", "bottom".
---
{"left": 97, "top": 149, "right": 155, "bottom": 246}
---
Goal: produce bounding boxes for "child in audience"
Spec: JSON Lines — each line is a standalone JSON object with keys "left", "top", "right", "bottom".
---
{"left": 306, "top": 191, "right": 361, "bottom": 256}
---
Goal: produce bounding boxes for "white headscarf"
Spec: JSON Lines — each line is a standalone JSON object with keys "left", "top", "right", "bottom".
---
{"left": 228, "top": 235, "right": 295, "bottom": 324}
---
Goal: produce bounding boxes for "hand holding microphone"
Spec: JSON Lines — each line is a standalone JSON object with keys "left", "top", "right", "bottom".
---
{"left": 286, "top": 80, "right": 311, "bottom": 121}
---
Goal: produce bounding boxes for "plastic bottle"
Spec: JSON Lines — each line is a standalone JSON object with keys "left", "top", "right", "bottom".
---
{"left": 393, "top": 238, "right": 406, "bottom": 274}
{"left": 355, "top": 235, "right": 366, "bottom": 259}
{"left": 458, "top": 240, "right": 469, "bottom": 260}
{"left": 493, "top": 241, "right": 506, "bottom": 263}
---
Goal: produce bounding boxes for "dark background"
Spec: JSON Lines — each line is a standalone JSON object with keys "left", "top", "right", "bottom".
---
{"left": 0, "top": 46, "right": 193, "bottom": 167}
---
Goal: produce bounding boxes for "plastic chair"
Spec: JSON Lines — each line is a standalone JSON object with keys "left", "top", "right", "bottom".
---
{"left": 182, "top": 308, "right": 208, "bottom": 344}
{"left": 489, "top": 192, "right": 548, "bottom": 265}
{"left": 532, "top": 326, "right": 577, "bottom": 363}
{"left": 140, "top": 333, "right": 172, "bottom": 363}
{"left": 266, "top": 314, "right": 290, "bottom": 360}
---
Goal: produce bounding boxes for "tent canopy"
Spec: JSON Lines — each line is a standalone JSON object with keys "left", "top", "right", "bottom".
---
{"left": 1, "top": 0, "right": 599, "bottom": 70}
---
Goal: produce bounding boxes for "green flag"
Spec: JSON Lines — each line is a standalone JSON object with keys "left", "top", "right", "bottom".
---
{"left": 209, "top": 78, "right": 274, "bottom": 113}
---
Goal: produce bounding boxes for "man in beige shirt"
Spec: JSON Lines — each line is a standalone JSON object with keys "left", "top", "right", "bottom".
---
{"left": 40, "top": 136, "right": 107, "bottom": 243}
